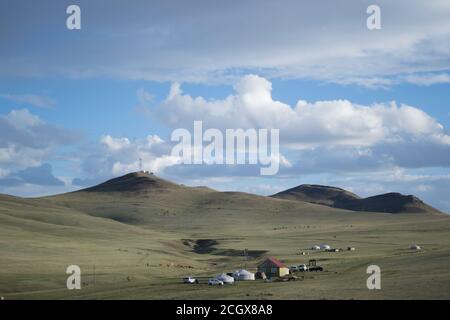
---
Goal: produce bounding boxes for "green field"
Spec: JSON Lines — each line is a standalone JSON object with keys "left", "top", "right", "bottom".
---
{"left": 1, "top": 173, "right": 450, "bottom": 299}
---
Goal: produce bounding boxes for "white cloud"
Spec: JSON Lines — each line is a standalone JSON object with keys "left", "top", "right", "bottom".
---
{"left": 146, "top": 134, "right": 164, "bottom": 146}
{"left": 136, "top": 88, "right": 155, "bottom": 104}
{"left": 5, "top": 108, "right": 43, "bottom": 128}
{"left": 155, "top": 75, "right": 450, "bottom": 150}
{"left": 0, "top": 163, "right": 64, "bottom": 187}
{"left": 138, "top": 74, "right": 450, "bottom": 182}
{"left": 2, "top": 1, "right": 450, "bottom": 86}
{"left": 416, "top": 184, "right": 432, "bottom": 192}
{"left": 0, "top": 109, "right": 79, "bottom": 169}
{"left": 111, "top": 155, "right": 180, "bottom": 176}
{"left": 404, "top": 73, "right": 450, "bottom": 86}
{"left": 0, "top": 109, "right": 80, "bottom": 194}
{"left": 0, "top": 93, "right": 56, "bottom": 108}
{"left": 73, "top": 134, "right": 179, "bottom": 185}
{"left": 101, "top": 135, "right": 131, "bottom": 152}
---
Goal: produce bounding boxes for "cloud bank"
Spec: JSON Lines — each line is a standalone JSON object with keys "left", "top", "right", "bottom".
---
{"left": 0, "top": 109, "right": 78, "bottom": 169}
{"left": 1, "top": 0, "right": 450, "bottom": 86}
{"left": 0, "top": 93, "right": 56, "bottom": 108}
{"left": 152, "top": 75, "right": 450, "bottom": 172}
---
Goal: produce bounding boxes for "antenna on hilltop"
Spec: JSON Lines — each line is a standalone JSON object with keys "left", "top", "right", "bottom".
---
{"left": 139, "top": 158, "right": 142, "bottom": 172}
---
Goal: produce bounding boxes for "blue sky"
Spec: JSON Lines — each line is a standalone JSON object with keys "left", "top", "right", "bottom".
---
{"left": 1, "top": 0, "right": 450, "bottom": 212}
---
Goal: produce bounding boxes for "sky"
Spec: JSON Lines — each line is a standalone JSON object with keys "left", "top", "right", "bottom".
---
{"left": 1, "top": 0, "right": 450, "bottom": 212}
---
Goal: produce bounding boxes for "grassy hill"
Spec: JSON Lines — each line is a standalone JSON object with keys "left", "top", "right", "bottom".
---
{"left": 272, "top": 184, "right": 443, "bottom": 214}
{"left": 271, "top": 184, "right": 360, "bottom": 206}
{"left": 1, "top": 172, "right": 450, "bottom": 299}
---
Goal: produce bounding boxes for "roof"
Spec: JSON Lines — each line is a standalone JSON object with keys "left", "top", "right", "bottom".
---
{"left": 237, "top": 269, "right": 253, "bottom": 275}
{"left": 217, "top": 273, "right": 234, "bottom": 281}
{"left": 258, "top": 257, "right": 287, "bottom": 268}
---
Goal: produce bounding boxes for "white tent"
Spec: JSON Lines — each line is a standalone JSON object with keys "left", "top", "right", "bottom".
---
{"left": 233, "top": 269, "right": 255, "bottom": 281}
{"left": 320, "top": 244, "right": 331, "bottom": 250}
{"left": 411, "top": 244, "right": 421, "bottom": 250}
{"left": 216, "top": 273, "right": 234, "bottom": 284}
{"left": 311, "top": 245, "right": 321, "bottom": 250}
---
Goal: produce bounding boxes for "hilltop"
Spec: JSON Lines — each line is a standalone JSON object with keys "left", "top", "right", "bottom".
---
{"left": 80, "top": 171, "right": 182, "bottom": 193}
{"left": 272, "top": 184, "right": 442, "bottom": 215}
{"left": 271, "top": 184, "right": 360, "bottom": 207}
{"left": 333, "top": 192, "right": 443, "bottom": 214}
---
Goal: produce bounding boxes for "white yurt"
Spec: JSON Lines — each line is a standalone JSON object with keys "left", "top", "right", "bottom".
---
{"left": 311, "top": 245, "right": 321, "bottom": 250}
{"left": 411, "top": 244, "right": 422, "bottom": 250}
{"left": 233, "top": 269, "right": 255, "bottom": 281}
{"left": 216, "top": 273, "right": 234, "bottom": 284}
{"left": 320, "top": 244, "right": 331, "bottom": 250}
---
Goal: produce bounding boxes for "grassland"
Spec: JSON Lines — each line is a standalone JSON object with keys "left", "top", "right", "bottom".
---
{"left": 1, "top": 173, "right": 449, "bottom": 299}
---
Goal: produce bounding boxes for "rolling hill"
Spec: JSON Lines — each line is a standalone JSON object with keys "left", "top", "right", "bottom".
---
{"left": 271, "top": 184, "right": 443, "bottom": 215}
{"left": 43, "top": 171, "right": 349, "bottom": 231}
{"left": 270, "top": 184, "right": 360, "bottom": 206}
{"left": 1, "top": 171, "right": 450, "bottom": 299}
